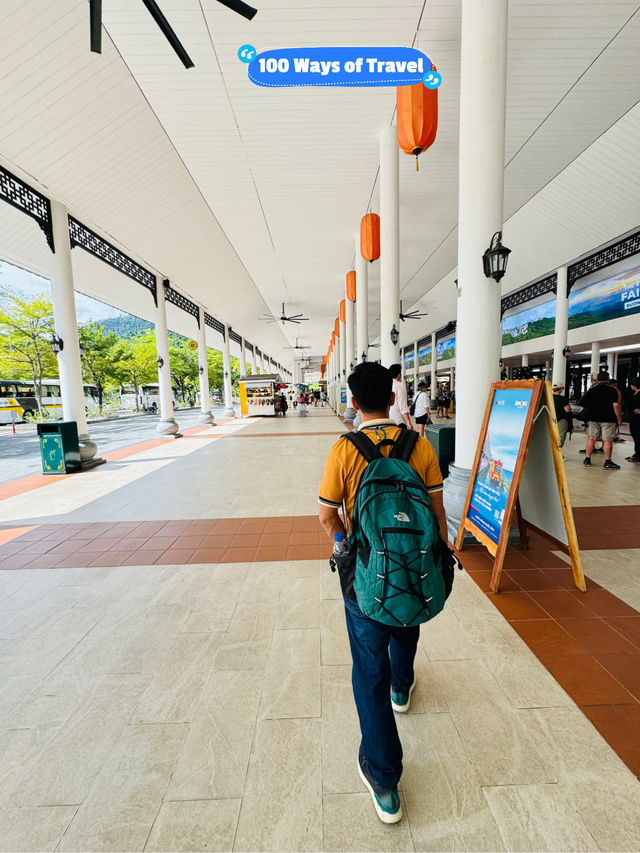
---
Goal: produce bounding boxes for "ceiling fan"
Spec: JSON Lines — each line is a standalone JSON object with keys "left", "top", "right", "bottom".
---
{"left": 284, "top": 338, "right": 312, "bottom": 350}
{"left": 89, "top": 0, "right": 257, "bottom": 68}
{"left": 399, "top": 300, "right": 428, "bottom": 322}
{"left": 263, "top": 303, "right": 309, "bottom": 325}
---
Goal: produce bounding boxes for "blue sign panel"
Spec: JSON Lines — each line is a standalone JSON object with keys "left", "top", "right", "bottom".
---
{"left": 569, "top": 263, "right": 640, "bottom": 329}
{"left": 436, "top": 336, "right": 455, "bottom": 361}
{"left": 404, "top": 349, "right": 415, "bottom": 369}
{"left": 467, "top": 388, "right": 533, "bottom": 544}
{"left": 418, "top": 343, "right": 432, "bottom": 366}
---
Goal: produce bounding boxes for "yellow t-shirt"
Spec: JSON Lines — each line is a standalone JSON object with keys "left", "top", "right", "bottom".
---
{"left": 319, "top": 419, "right": 443, "bottom": 522}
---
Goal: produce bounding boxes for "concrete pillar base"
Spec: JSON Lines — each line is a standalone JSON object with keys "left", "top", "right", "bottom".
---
{"left": 343, "top": 405, "right": 356, "bottom": 424}
{"left": 223, "top": 407, "right": 235, "bottom": 419}
{"left": 78, "top": 435, "right": 98, "bottom": 463}
{"left": 198, "top": 411, "right": 215, "bottom": 425}
{"left": 157, "top": 418, "right": 180, "bottom": 436}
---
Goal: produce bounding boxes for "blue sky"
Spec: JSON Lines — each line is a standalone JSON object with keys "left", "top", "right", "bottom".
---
{"left": 0, "top": 260, "right": 125, "bottom": 323}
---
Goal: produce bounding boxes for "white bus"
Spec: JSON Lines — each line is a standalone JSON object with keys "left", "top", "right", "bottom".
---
{"left": 119, "top": 383, "right": 178, "bottom": 411}
{"left": 0, "top": 379, "right": 98, "bottom": 424}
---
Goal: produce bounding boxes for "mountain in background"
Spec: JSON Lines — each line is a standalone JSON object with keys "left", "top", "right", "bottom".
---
{"left": 97, "top": 315, "right": 154, "bottom": 339}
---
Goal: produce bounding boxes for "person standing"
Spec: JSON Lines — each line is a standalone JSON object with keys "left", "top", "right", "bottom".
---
{"left": 413, "top": 381, "right": 431, "bottom": 437}
{"left": 626, "top": 376, "right": 640, "bottom": 464}
{"left": 318, "top": 362, "right": 447, "bottom": 824}
{"left": 552, "top": 383, "right": 572, "bottom": 448}
{"left": 578, "top": 371, "right": 622, "bottom": 469}
{"left": 388, "top": 364, "right": 412, "bottom": 430}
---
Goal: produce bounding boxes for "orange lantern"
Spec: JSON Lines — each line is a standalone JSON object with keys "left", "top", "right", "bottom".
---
{"left": 339, "top": 299, "right": 346, "bottom": 323}
{"left": 346, "top": 270, "right": 356, "bottom": 302}
{"left": 361, "top": 213, "right": 381, "bottom": 262}
{"left": 334, "top": 318, "right": 340, "bottom": 337}
{"left": 396, "top": 73, "right": 438, "bottom": 170}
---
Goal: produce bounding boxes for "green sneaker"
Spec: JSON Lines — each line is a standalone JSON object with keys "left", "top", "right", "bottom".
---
{"left": 391, "top": 680, "right": 416, "bottom": 713}
{"left": 357, "top": 750, "right": 402, "bottom": 824}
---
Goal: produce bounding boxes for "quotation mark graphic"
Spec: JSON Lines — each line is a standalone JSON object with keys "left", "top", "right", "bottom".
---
{"left": 238, "top": 44, "right": 257, "bottom": 63}
{"left": 423, "top": 71, "right": 442, "bottom": 89}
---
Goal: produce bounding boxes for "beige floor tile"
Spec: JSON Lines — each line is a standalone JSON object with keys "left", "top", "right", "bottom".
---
{"left": 166, "top": 668, "right": 263, "bottom": 800}
{"left": 323, "top": 792, "right": 414, "bottom": 851}
{"left": 431, "top": 660, "right": 556, "bottom": 786}
{"left": 419, "top": 605, "right": 480, "bottom": 661}
{"left": 258, "top": 628, "right": 321, "bottom": 719}
{"left": 0, "top": 728, "right": 54, "bottom": 807}
{"left": 214, "top": 601, "right": 277, "bottom": 670}
{"left": 0, "top": 674, "right": 39, "bottom": 724}
{"left": 400, "top": 645, "right": 449, "bottom": 714}
{"left": 234, "top": 717, "right": 322, "bottom": 852}
{"left": 321, "top": 599, "right": 351, "bottom": 665}
{"left": 132, "top": 631, "right": 224, "bottom": 723}
{"left": 12, "top": 673, "right": 151, "bottom": 807}
{"left": 239, "top": 563, "right": 284, "bottom": 604}
{"left": 483, "top": 783, "right": 599, "bottom": 852}
{"left": 58, "top": 723, "right": 187, "bottom": 852}
{"left": 274, "top": 576, "right": 320, "bottom": 629}
{"left": 144, "top": 798, "right": 241, "bottom": 852}
{"left": 321, "top": 568, "right": 342, "bottom": 600}
{"left": 321, "top": 664, "right": 361, "bottom": 794}
{"left": 3, "top": 669, "right": 93, "bottom": 729}
{"left": 0, "top": 805, "right": 77, "bottom": 852}
{"left": 400, "top": 714, "right": 505, "bottom": 852}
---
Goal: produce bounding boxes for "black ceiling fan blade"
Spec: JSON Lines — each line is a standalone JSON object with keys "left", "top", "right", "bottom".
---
{"left": 89, "top": 0, "right": 102, "bottom": 53}
{"left": 215, "top": 0, "right": 258, "bottom": 21}
{"left": 141, "top": 0, "right": 195, "bottom": 69}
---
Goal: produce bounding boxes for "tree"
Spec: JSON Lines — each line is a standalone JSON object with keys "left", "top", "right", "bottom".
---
{"left": 0, "top": 289, "right": 57, "bottom": 415}
{"left": 207, "top": 349, "right": 225, "bottom": 400}
{"left": 169, "top": 338, "right": 199, "bottom": 404}
{"left": 79, "top": 322, "right": 129, "bottom": 410}
{"left": 114, "top": 333, "right": 158, "bottom": 409}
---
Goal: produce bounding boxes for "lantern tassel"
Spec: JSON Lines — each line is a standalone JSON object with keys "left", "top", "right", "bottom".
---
{"left": 416, "top": 155, "right": 419, "bottom": 172}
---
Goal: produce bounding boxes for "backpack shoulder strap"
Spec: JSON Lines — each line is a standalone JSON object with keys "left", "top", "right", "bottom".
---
{"left": 389, "top": 428, "right": 419, "bottom": 463}
{"left": 341, "top": 430, "right": 382, "bottom": 464}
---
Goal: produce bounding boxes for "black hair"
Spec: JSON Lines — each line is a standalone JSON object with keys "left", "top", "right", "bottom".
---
{"left": 348, "top": 362, "right": 393, "bottom": 414}
{"left": 388, "top": 363, "right": 402, "bottom": 379}
{"left": 597, "top": 371, "right": 610, "bottom": 382}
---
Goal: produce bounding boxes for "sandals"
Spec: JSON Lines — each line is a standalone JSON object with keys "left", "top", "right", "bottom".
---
{"left": 625, "top": 456, "right": 638, "bottom": 463}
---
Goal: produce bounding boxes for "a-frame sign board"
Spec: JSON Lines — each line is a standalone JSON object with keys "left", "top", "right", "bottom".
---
{"left": 455, "top": 380, "right": 585, "bottom": 594}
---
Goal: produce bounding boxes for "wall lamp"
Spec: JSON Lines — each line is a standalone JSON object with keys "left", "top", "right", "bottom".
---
{"left": 157, "top": 356, "right": 164, "bottom": 368}
{"left": 199, "top": 365, "right": 204, "bottom": 375}
{"left": 390, "top": 324, "right": 400, "bottom": 346}
{"left": 482, "top": 231, "right": 511, "bottom": 282}
{"left": 50, "top": 334, "right": 64, "bottom": 354}
{"left": 562, "top": 346, "right": 571, "bottom": 357}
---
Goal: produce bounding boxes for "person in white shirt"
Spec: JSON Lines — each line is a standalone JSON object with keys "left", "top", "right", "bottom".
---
{"left": 413, "top": 381, "right": 431, "bottom": 436}
{"left": 388, "top": 364, "right": 413, "bottom": 430}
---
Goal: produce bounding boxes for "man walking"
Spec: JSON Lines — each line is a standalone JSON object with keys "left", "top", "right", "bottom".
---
{"left": 579, "top": 371, "right": 622, "bottom": 469}
{"left": 388, "top": 363, "right": 413, "bottom": 430}
{"left": 318, "top": 362, "right": 447, "bottom": 824}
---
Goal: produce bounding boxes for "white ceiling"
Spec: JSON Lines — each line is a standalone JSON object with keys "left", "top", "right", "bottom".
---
{"left": 1, "top": 0, "right": 639, "bottom": 370}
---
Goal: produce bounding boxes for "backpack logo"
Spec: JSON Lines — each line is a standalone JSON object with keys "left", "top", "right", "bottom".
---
{"left": 394, "top": 511, "right": 411, "bottom": 523}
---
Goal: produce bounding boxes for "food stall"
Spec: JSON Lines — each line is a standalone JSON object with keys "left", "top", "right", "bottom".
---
{"left": 239, "top": 374, "right": 283, "bottom": 417}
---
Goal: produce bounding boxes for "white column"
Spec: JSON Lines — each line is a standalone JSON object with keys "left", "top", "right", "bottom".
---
{"left": 345, "top": 295, "right": 355, "bottom": 376}
{"left": 336, "top": 332, "right": 342, "bottom": 410}
{"left": 380, "top": 125, "right": 400, "bottom": 368}
{"left": 552, "top": 267, "right": 569, "bottom": 387}
{"left": 339, "top": 320, "right": 346, "bottom": 384}
{"left": 250, "top": 344, "right": 257, "bottom": 375}
{"left": 222, "top": 325, "right": 235, "bottom": 418}
{"left": 240, "top": 338, "right": 247, "bottom": 378}
{"left": 613, "top": 352, "right": 619, "bottom": 380}
{"left": 154, "top": 279, "right": 179, "bottom": 436}
{"left": 430, "top": 332, "right": 437, "bottom": 404}
{"left": 590, "top": 342, "right": 600, "bottom": 379}
{"left": 49, "top": 200, "right": 98, "bottom": 461}
{"left": 450, "top": 366, "right": 455, "bottom": 394}
{"left": 197, "top": 306, "right": 214, "bottom": 425}
{"left": 521, "top": 354, "right": 529, "bottom": 367}
{"left": 544, "top": 360, "right": 550, "bottom": 380}
{"left": 446, "top": 0, "right": 508, "bottom": 540}
{"left": 355, "top": 237, "right": 369, "bottom": 362}
{"left": 413, "top": 341, "right": 419, "bottom": 390}
{"left": 607, "top": 352, "right": 615, "bottom": 376}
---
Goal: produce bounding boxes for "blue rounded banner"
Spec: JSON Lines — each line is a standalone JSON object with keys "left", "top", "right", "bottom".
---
{"left": 247, "top": 46, "right": 433, "bottom": 88}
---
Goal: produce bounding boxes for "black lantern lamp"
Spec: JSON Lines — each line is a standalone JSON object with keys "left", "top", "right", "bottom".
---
{"left": 390, "top": 324, "right": 400, "bottom": 346}
{"left": 50, "top": 334, "right": 64, "bottom": 354}
{"left": 157, "top": 356, "right": 164, "bottom": 368}
{"left": 562, "top": 346, "right": 571, "bottom": 357}
{"left": 482, "top": 231, "right": 511, "bottom": 282}
{"left": 361, "top": 351, "right": 367, "bottom": 363}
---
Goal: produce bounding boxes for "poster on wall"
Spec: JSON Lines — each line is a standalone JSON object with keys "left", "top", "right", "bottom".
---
{"left": 436, "top": 336, "right": 455, "bottom": 361}
{"left": 418, "top": 342, "right": 432, "bottom": 366}
{"left": 501, "top": 296, "right": 556, "bottom": 345}
{"left": 466, "top": 387, "right": 535, "bottom": 544}
{"left": 404, "top": 349, "right": 415, "bottom": 370}
{"left": 569, "top": 263, "right": 640, "bottom": 329}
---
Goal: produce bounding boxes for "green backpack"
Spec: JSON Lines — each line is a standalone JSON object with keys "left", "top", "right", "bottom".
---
{"left": 343, "top": 429, "right": 455, "bottom": 627}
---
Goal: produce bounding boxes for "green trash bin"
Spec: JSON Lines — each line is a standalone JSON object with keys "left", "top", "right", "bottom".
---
{"left": 37, "top": 421, "right": 82, "bottom": 474}
{"left": 425, "top": 423, "right": 455, "bottom": 478}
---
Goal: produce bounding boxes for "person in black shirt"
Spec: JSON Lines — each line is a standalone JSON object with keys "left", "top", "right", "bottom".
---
{"left": 578, "top": 371, "right": 622, "bottom": 469}
{"left": 552, "top": 384, "right": 571, "bottom": 449}
{"left": 626, "top": 376, "right": 640, "bottom": 464}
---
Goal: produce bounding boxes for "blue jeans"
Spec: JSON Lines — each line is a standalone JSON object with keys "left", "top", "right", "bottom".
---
{"left": 343, "top": 597, "right": 420, "bottom": 790}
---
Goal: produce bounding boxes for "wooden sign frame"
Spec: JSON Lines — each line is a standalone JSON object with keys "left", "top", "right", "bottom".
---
{"left": 455, "top": 380, "right": 585, "bottom": 593}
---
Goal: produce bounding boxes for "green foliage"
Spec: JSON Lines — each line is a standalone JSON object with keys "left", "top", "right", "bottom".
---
{"left": 501, "top": 316, "right": 556, "bottom": 346}
{"left": 0, "top": 289, "right": 57, "bottom": 414}
{"left": 79, "top": 322, "right": 129, "bottom": 410}
{"left": 169, "top": 338, "right": 199, "bottom": 403}
{"left": 114, "top": 333, "right": 158, "bottom": 408}
{"left": 100, "top": 315, "right": 154, "bottom": 339}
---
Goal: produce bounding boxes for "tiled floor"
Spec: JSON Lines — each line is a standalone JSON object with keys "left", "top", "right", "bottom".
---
{"left": 1, "top": 408, "right": 639, "bottom": 851}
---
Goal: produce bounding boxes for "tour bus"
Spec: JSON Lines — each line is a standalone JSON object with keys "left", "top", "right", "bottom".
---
{"left": 119, "top": 383, "right": 178, "bottom": 411}
{"left": 0, "top": 379, "right": 98, "bottom": 424}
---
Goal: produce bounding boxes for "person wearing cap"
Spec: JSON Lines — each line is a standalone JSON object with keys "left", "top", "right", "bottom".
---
{"left": 413, "top": 380, "right": 431, "bottom": 436}
{"left": 577, "top": 371, "right": 622, "bottom": 469}
{"left": 552, "top": 383, "right": 572, "bottom": 448}
{"left": 626, "top": 376, "right": 640, "bottom": 464}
